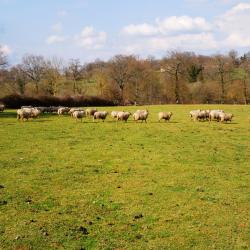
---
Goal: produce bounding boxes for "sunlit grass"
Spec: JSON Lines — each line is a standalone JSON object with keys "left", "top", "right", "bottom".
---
{"left": 0, "top": 105, "right": 249, "bottom": 249}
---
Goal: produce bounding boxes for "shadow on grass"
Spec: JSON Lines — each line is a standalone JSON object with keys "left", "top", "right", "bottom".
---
{"left": 150, "top": 121, "right": 179, "bottom": 124}
{"left": 0, "top": 112, "right": 17, "bottom": 119}
{"left": 222, "top": 122, "right": 238, "bottom": 125}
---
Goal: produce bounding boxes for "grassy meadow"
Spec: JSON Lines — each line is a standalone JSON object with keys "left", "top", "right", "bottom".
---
{"left": 0, "top": 105, "right": 250, "bottom": 249}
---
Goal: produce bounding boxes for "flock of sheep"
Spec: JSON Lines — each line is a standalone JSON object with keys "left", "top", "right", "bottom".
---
{"left": 15, "top": 106, "right": 152, "bottom": 122}
{"left": 3, "top": 105, "right": 236, "bottom": 123}
{"left": 190, "top": 109, "right": 234, "bottom": 122}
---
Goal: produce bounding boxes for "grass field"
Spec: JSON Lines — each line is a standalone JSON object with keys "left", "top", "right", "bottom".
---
{"left": 0, "top": 105, "right": 250, "bottom": 250}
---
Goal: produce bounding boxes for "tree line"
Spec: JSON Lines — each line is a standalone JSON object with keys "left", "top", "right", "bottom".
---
{"left": 1, "top": 47, "right": 250, "bottom": 105}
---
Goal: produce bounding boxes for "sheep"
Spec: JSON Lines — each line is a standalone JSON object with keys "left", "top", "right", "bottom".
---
{"left": 158, "top": 112, "right": 173, "bottom": 122}
{"left": 58, "top": 107, "right": 70, "bottom": 115}
{"left": 219, "top": 112, "right": 233, "bottom": 122}
{"left": 69, "top": 108, "right": 84, "bottom": 117}
{"left": 93, "top": 111, "right": 108, "bottom": 121}
{"left": 209, "top": 110, "right": 224, "bottom": 121}
{"left": 111, "top": 111, "right": 122, "bottom": 119}
{"left": 72, "top": 110, "right": 86, "bottom": 122}
{"left": 190, "top": 110, "right": 201, "bottom": 120}
{"left": 17, "top": 109, "right": 32, "bottom": 121}
{"left": 30, "top": 108, "right": 41, "bottom": 118}
{"left": 0, "top": 104, "right": 5, "bottom": 112}
{"left": 86, "top": 108, "right": 98, "bottom": 117}
{"left": 190, "top": 110, "right": 211, "bottom": 121}
{"left": 117, "top": 111, "right": 131, "bottom": 122}
{"left": 133, "top": 109, "right": 149, "bottom": 122}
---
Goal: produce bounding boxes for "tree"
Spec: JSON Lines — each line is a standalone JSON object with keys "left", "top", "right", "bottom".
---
{"left": 65, "top": 59, "right": 84, "bottom": 94}
{"left": 21, "top": 55, "right": 46, "bottom": 94}
{"left": 162, "top": 51, "right": 185, "bottom": 104}
{"left": 44, "top": 57, "right": 63, "bottom": 96}
{"left": 9, "top": 65, "right": 28, "bottom": 95}
{"left": 108, "top": 55, "right": 136, "bottom": 104}
{"left": 208, "top": 54, "right": 233, "bottom": 104}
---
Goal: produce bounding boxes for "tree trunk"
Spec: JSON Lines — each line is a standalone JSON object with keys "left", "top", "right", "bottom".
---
{"left": 243, "top": 79, "right": 247, "bottom": 104}
{"left": 35, "top": 81, "right": 39, "bottom": 94}
{"left": 175, "top": 66, "right": 180, "bottom": 104}
{"left": 219, "top": 72, "right": 225, "bottom": 104}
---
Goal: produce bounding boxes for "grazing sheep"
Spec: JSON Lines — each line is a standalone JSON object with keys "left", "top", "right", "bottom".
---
{"left": 133, "top": 109, "right": 149, "bottom": 122}
{"left": 93, "top": 111, "right": 108, "bottom": 121}
{"left": 86, "top": 108, "right": 98, "bottom": 117}
{"left": 58, "top": 107, "right": 70, "bottom": 115}
{"left": 69, "top": 108, "right": 84, "bottom": 117}
{"left": 158, "top": 112, "right": 173, "bottom": 122}
{"left": 209, "top": 110, "right": 224, "bottom": 121}
{"left": 17, "top": 109, "right": 32, "bottom": 121}
{"left": 72, "top": 110, "right": 86, "bottom": 122}
{"left": 117, "top": 111, "right": 131, "bottom": 122}
{"left": 0, "top": 104, "right": 5, "bottom": 112}
{"left": 190, "top": 110, "right": 211, "bottom": 121}
{"left": 219, "top": 112, "right": 233, "bottom": 122}
{"left": 190, "top": 110, "right": 201, "bottom": 120}
{"left": 30, "top": 108, "right": 41, "bottom": 118}
{"left": 111, "top": 111, "right": 122, "bottom": 119}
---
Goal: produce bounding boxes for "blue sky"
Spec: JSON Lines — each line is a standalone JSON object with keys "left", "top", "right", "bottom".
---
{"left": 1, "top": 0, "right": 250, "bottom": 64}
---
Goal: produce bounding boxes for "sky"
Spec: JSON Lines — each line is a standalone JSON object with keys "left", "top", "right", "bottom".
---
{"left": 1, "top": 0, "right": 250, "bottom": 64}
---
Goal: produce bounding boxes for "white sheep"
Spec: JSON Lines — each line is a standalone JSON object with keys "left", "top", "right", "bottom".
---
{"left": 72, "top": 110, "right": 86, "bottom": 122}
{"left": 209, "top": 110, "right": 224, "bottom": 121}
{"left": 133, "top": 109, "right": 149, "bottom": 122}
{"left": 117, "top": 111, "right": 131, "bottom": 122}
{"left": 111, "top": 111, "right": 122, "bottom": 119}
{"left": 69, "top": 108, "right": 84, "bottom": 117}
{"left": 219, "top": 112, "right": 233, "bottom": 122}
{"left": 86, "top": 108, "right": 98, "bottom": 117}
{"left": 93, "top": 111, "right": 108, "bottom": 121}
{"left": 58, "top": 107, "right": 70, "bottom": 115}
{"left": 17, "top": 109, "right": 32, "bottom": 121}
{"left": 158, "top": 112, "right": 173, "bottom": 122}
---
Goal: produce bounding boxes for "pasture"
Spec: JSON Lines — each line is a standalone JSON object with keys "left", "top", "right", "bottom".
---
{"left": 0, "top": 105, "right": 249, "bottom": 249}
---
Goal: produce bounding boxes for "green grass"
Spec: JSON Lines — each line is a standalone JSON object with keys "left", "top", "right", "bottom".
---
{"left": 0, "top": 105, "right": 249, "bottom": 250}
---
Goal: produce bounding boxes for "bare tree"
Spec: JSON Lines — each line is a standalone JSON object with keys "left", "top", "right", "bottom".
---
{"left": 65, "top": 59, "right": 84, "bottom": 94}
{"left": 108, "top": 55, "right": 136, "bottom": 104}
{"left": 9, "top": 65, "right": 28, "bottom": 95}
{"left": 44, "top": 57, "right": 63, "bottom": 96}
{"left": 21, "top": 55, "right": 46, "bottom": 94}
{"left": 163, "top": 51, "right": 185, "bottom": 104}
{"left": 213, "top": 55, "right": 232, "bottom": 104}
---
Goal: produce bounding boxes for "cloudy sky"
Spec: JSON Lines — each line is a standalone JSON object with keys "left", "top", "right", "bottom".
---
{"left": 1, "top": 0, "right": 250, "bottom": 63}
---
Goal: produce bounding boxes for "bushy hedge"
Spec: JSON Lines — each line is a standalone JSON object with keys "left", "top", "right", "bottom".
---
{"left": 0, "top": 94, "right": 116, "bottom": 108}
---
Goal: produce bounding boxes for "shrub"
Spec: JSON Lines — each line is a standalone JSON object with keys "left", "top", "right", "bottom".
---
{"left": 0, "top": 94, "right": 116, "bottom": 108}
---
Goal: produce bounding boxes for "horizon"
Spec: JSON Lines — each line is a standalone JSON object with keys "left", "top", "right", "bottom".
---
{"left": 1, "top": 0, "right": 250, "bottom": 64}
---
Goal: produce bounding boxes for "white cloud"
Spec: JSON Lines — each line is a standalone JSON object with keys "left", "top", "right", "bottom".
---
{"left": 122, "top": 23, "right": 158, "bottom": 36}
{"left": 122, "top": 15, "right": 211, "bottom": 37}
{"left": 222, "top": 33, "right": 250, "bottom": 48}
{"left": 74, "top": 26, "right": 107, "bottom": 49}
{"left": 51, "top": 23, "right": 63, "bottom": 33}
{"left": 123, "top": 32, "right": 217, "bottom": 54}
{"left": 0, "top": 44, "right": 12, "bottom": 55}
{"left": 121, "top": 2, "right": 250, "bottom": 54}
{"left": 156, "top": 16, "right": 211, "bottom": 34}
{"left": 46, "top": 35, "right": 66, "bottom": 44}
{"left": 216, "top": 2, "right": 250, "bottom": 48}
